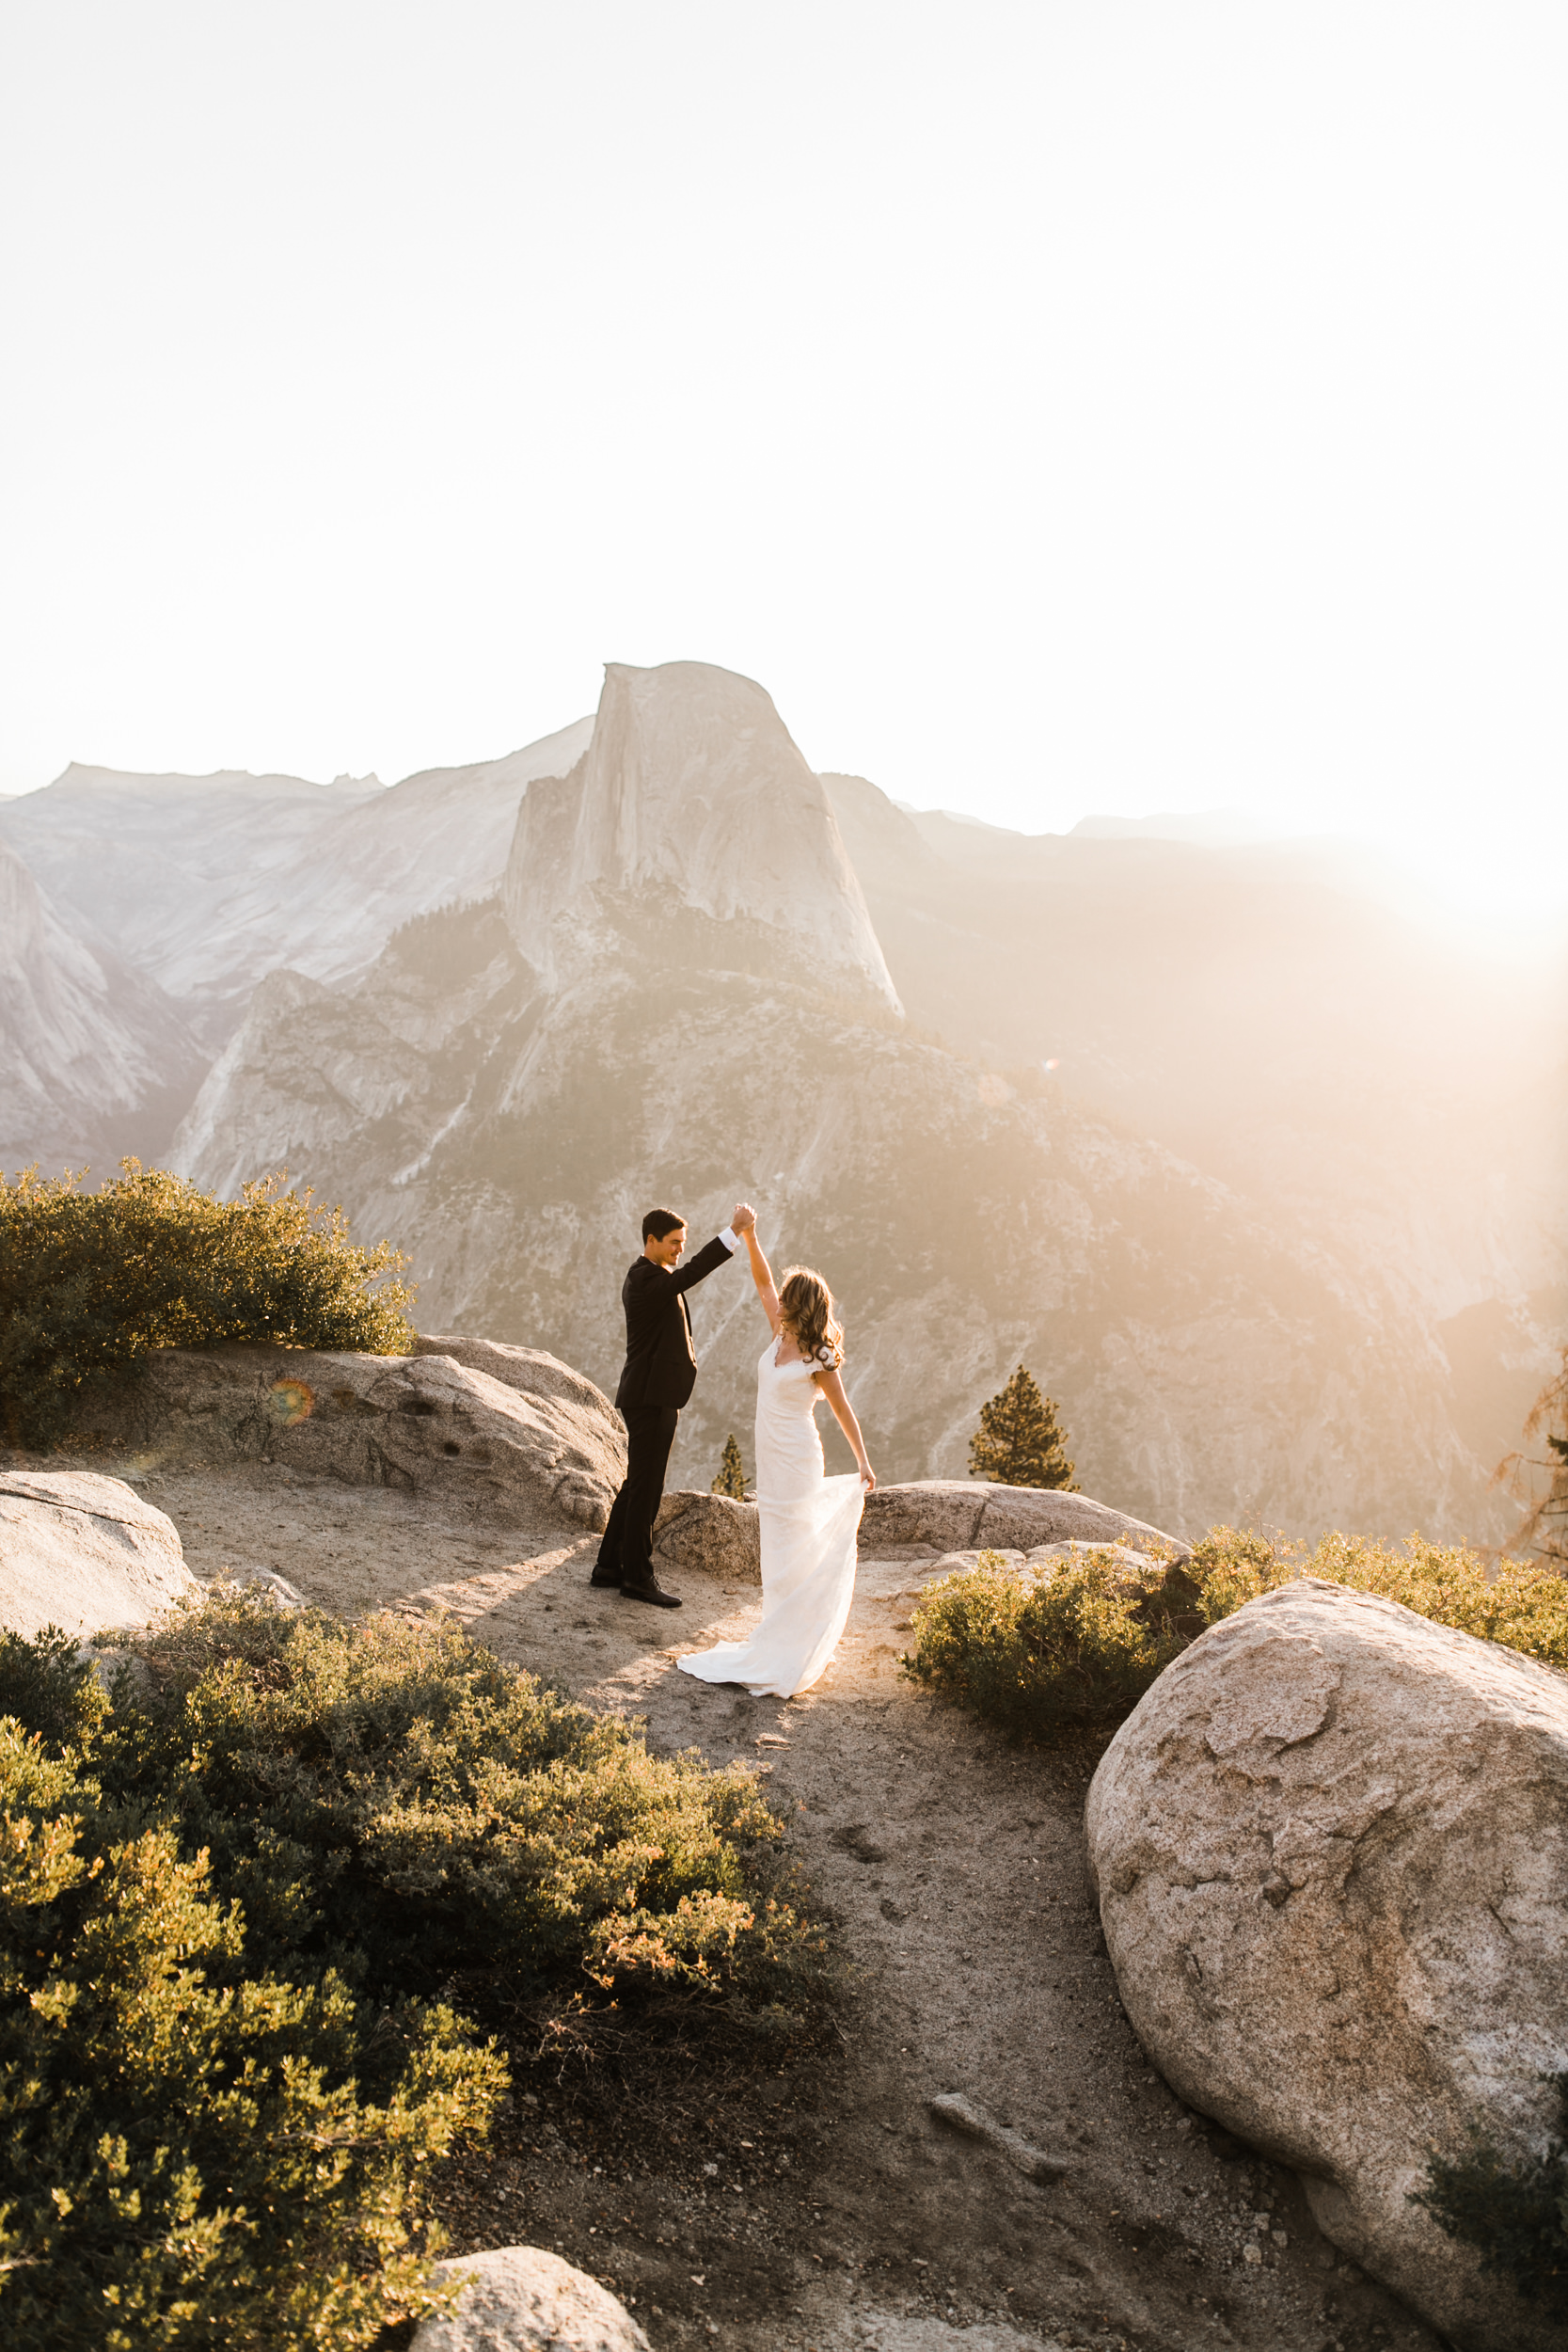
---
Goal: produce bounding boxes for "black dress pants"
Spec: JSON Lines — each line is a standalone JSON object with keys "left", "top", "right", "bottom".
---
{"left": 595, "top": 1405, "right": 680, "bottom": 1586}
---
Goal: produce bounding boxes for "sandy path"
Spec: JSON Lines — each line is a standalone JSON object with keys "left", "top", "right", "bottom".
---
{"left": 103, "top": 1458, "right": 1437, "bottom": 2352}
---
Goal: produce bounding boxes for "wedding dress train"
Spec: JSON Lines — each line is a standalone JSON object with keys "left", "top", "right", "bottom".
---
{"left": 676, "top": 1339, "right": 864, "bottom": 1699}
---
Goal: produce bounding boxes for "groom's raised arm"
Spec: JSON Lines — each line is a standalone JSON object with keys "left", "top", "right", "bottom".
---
{"left": 669, "top": 1201, "right": 754, "bottom": 1294}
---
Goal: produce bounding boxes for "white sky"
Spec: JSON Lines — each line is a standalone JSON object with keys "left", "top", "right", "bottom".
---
{"left": 3, "top": 3, "right": 1565, "bottom": 935}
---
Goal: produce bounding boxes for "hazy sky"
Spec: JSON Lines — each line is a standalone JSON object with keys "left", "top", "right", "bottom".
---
{"left": 3, "top": 4, "right": 1564, "bottom": 930}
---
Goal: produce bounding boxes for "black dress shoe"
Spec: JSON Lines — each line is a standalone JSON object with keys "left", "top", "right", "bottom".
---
{"left": 619, "top": 1577, "right": 682, "bottom": 1609}
{"left": 588, "top": 1562, "right": 623, "bottom": 1588}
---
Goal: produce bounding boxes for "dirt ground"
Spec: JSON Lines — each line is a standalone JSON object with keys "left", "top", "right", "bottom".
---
{"left": 74, "top": 1454, "right": 1445, "bottom": 2352}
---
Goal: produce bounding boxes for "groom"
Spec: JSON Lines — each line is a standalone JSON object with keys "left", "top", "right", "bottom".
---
{"left": 591, "top": 1200, "right": 756, "bottom": 1607}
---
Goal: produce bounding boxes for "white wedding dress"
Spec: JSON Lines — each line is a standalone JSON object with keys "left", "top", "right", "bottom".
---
{"left": 676, "top": 1338, "right": 865, "bottom": 1699}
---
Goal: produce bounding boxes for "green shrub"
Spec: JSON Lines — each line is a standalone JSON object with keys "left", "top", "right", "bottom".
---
{"left": 1412, "top": 2073, "right": 1568, "bottom": 2322}
{"left": 905, "top": 1527, "right": 1568, "bottom": 1744}
{"left": 1189, "top": 1525, "right": 1568, "bottom": 1669}
{"left": 97, "top": 1583, "right": 828, "bottom": 2016}
{"left": 902, "top": 1547, "right": 1191, "bottom": 1740}
{"left": 0, "top": 1593, "right": 829, "bottom": 2347}
{"left": 0, "top": 1161, "right": 415, "bottom": 1448}
{"left": 0, "top": 1623, "right": 112, "bottom": 1754}
{"left": 0, "top": 1698, "right": 499, "bottom": 2350}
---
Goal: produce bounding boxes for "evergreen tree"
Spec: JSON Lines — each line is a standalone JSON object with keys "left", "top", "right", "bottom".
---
{"left": 968, "top": 1365, "right": 1078, "bottom": 1490}
{"left": 711, "top": 1433, "right": 748, "bottom": 1500}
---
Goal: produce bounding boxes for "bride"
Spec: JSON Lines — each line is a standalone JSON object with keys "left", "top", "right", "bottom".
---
{"left": 676, "top": 1225, "right": 876, "bottom": 1700}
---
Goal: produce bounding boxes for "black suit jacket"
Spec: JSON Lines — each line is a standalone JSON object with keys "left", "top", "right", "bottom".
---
{"left": 613, "top": 1236, "right": 735, "bottom": 1413}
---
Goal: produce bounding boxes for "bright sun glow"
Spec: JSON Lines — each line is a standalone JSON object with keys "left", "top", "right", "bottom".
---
{"left": 1, "top": 3, "right": 1564, "bottom": 948}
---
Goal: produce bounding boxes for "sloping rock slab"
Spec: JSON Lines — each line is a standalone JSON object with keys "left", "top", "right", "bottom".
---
{"left": 652, "top": 1488, "right": 762, "bottom": 1581}
{"left": 1085, "top": 1577, "right": 1568, "bottom": 2352}
{"left": 76, "top": 1343, "right": 626, "bottom": 1530}
{"left": 0, "top": 1470, "right": 198, "bottom": 1638}
{"left": 645, "top": 1485, "right": 1184, "bottom": 1584}
{"left": 861, "top": 1480, "right": 1188, "bottom": 1560}
{"left": 413, "top": 1332, "right": 617, "bottom": 1424}
{"left": 412, "top": 2246, "right": 648, "bottom": 2351}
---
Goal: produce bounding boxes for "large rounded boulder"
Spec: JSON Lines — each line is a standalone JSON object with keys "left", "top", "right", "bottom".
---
{"left": 0, "top": 1470, "right": 198, "bottom": 1638}
{"left": 1085, "top": 1577, "right": 1568, "bottom": 2352}
{"left": 411, "top": 2246, "right": 648, "bottom": 2352}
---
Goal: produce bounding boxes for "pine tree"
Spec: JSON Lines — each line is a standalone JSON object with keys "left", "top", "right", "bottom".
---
{"left": 711, "top": 1433, "right": 748, "bottom": 1500}
{"left": 968, "top": 1365, "right": 1078, "bottom": 1490}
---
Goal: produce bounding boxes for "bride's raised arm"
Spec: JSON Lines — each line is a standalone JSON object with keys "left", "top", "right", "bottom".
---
{"left": 739, "top": 1224, "right": 783, "bottom": 1334}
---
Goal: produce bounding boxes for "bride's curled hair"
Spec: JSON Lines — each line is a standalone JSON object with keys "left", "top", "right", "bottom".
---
{"left": 779, "top": 1267, "right": 845, "bottom": 1371}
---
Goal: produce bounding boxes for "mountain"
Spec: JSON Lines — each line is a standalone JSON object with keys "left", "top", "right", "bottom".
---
{"left": 162, "top": 660, "right": 1565, "bottom": 1543}
{"left": 0, "top": 721, "right": 594, "bottom": 1048}
{"left": 506, "top": 663, "right": 896, "bottom": 1009}
{"left": 0, "top": 837, "right": 203, "bottom": 1175}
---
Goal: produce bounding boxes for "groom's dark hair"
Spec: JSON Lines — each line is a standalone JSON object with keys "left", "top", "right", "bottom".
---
{"left": 641, "top": 1208, "right": 686, "bottom": 1243}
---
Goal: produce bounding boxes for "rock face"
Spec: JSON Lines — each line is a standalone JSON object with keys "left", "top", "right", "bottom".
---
{"left": 652, "top": 1489, "right": 762, "bottom": 1581}
{"left": 75, "top": 1343, "right": 626, "bottom": 1530}
{"left": 0, "top": 1470, "right": 198, "bottom": 1638}
{"left": 504, "top": 661, "right": 897, "bottom": 1009}
{"left": 411, "top": 2246, "right": 648, "bottom": 2352}
{"left": 859, "top": 1481, "right": 1191, "bottom": 1560}
{"left": 0, "top": 834, "right": 203, "bottom": 1172}
{"left": 1085, "top": 1579, "right": 1568, "bottom": 2352}
{"left": 637, "top": 1483, "right": 1187, "bottom": 1583}
{"left": 413, "top": 1331, "right": 618, "bottom": 1425}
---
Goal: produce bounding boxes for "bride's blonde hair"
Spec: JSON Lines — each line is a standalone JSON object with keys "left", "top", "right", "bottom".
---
{"left": 779, "top": 1267, "right": 844, "bottom": 1371}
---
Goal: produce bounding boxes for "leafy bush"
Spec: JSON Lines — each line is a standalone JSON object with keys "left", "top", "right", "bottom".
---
{"left": 0, "top": 1650, "right": 499, "bottom": 2351}
{"left": 0, "top": 1593, "right": 828, "bottom": 2347}
{"left": 905, "top": 1526, "right": 1568, "bottom": 1743}
{"left": 0, "top": 1161, "right": 415, "bottom": 1447}
{"left": 902, "top": 1547, "right": 1192, "bottom": 1739}
{"left": 96, "top": 1583, "right": 829, "bottom": 2015}
{"left": 1188, "top": 1525, "right": 1568, "bottom": 1669}
{"left": 1412, "top": 2072, "right": 1568, "bottom": 2323}
{"left": 0, "top": 1623, "right": 112, "bottom": 1753}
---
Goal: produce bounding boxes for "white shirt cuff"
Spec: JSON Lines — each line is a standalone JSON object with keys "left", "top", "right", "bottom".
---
{"left": 720, "top": 1226, "right": 740, "bottom": 1252}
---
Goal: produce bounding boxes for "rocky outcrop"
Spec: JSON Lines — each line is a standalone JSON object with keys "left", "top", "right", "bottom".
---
{"left": 412, "top": 2247, "right": 647, "bottom": 2352}
{"left": 640, "top": 1483, "right": 1186, "bottom": 1582}
{"left": 1085, "top": 1579, "right": 1568, "bottom": 2352}
{"left": 860, "top": 1481, "right": 1190, "bottom": 1560}
{"left": 651, "top": 1489, "right": 761, "bottom": 1581}
{"left": 413, "top": 1331, "right": 618, "bottom": 1425}
{"left": 503, "top": 660, "right": 898, "bottom": 1008}
{"left": 0, "top": 1470, "right": 198, "bottom": 1638}
{"left": 75, "top": 1343, "right": 626, "bottom": 1530}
